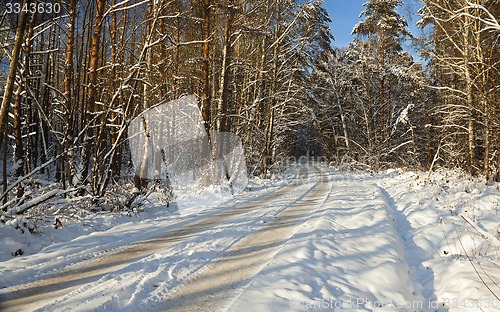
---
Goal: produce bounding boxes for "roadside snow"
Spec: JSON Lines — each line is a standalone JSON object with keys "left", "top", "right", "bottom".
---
{"left": 380, "top": 170, "right": 500, "bottom": 311}
{"left": 229, "top": 169, "right": 500, "bottom": 312}
{"left": 229, "top": 177, "right": 422, "bottom": 311}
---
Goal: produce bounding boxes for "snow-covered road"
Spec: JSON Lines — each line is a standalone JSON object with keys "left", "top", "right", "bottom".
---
{"left": 0, "top": 167, "right": 325, "bottom": 311}
{"left": 229, "top": 180, "right": 425, "bottom": 311}
{"left": 155, "top": 169, "right": 333, "bottom": 311}
{"left": 1, "top": 165, "right": 499, "bottom": 311}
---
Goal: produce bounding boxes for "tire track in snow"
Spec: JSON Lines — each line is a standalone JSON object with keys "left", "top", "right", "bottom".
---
{"left": 152, "top": 168, "right": 333, "bottom": 312}
{"left": 377, "top": 185, "right": 436, "bottom": 309}
{"left": 224, "top": 180, "right": 425, "bottom": 311}
{"left": 0, "top": 170, "right": 317, "bottom": 312}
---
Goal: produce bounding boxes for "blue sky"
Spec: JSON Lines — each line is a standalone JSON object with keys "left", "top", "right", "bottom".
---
{"left": 322, "top": 0, "right": 423, "bottom": 49}
{"left": 322, "top": 0, "right": 366, "bottom": 48}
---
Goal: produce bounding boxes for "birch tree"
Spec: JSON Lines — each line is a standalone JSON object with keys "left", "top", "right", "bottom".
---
{"left": 419, "top": 0, "right": 499, "bottom": 178}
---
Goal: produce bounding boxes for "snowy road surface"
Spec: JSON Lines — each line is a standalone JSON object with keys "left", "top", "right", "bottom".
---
{"left": 1, "top": 165, "right": 500, "bottom": 311}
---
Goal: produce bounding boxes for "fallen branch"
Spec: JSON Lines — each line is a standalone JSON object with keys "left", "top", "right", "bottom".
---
{"left": 4, "top": 187, "right": 80, "bottom": 215}
{"left": 0, "top": 155, "right": 62, "bottom": 203}
{"left": 9, "top": 189, "right": 60, "bottom": 215}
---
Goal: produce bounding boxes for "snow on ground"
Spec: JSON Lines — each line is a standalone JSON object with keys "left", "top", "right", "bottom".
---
{"left": 379, "top": 170, "right": 500, "bottom": 311}
{"left": 229, "top": 169, "right": 500, "bottom": 311}
{"left": 1, "top": 165, "right": 499, "bottom": 311}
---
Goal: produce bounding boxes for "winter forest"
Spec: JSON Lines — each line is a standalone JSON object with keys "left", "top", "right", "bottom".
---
{"left": 0, "top": 0, "right": 498, "bottom": 214}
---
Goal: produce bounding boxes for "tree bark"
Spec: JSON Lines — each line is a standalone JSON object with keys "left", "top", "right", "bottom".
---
{"left": 81, "top": 0, "right": 106, "bottom": 186}
{"left": 336, "top": 93, "right": 350, "bottom": 151}
{"left": 0, "top": 0, "right": 28, "bottom": 149}
{"left": 63, "top": 0, "right": 76, "bottom": 187}
{"left": 463, "top": 12, "right": 477, "bottom": 174}
{"left": 2, "top": 131, "right": 7, "bottom": 206}
{"left": 216, "top": 1, "right": 235, "bottom": 133}
{"left": 109, "top": 0, "right": 119, "bottom": 176}
{"left": 201, "top": 0, "right": 212, "bottom": 134}
{"left": 13, "top": 84, "right": 24, "bottom": 197}
{"left": 143, "top": 0, "right": 154, "bottom": 110}
{"left": 379, "top": 26, "right": 386, "bottom": 150}
{"left": 200, "top": 0, "right": 212, "bottom": 186}
{"left": 264, "top": 0, "right": 281, "bottom": 177}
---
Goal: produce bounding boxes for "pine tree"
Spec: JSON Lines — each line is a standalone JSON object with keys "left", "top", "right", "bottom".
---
{"left": 350, "top": 0, "right": 413, "bottom": 169}
{"left": 0, "top": 0, "right": 29, "bottom": 150}
{"left": 352, "top": 0, "right": 411, "bottom": 54}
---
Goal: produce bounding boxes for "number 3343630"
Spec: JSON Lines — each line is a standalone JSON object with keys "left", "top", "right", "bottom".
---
{"left": 5, "top": 2, "right": 61, "bottom": 15}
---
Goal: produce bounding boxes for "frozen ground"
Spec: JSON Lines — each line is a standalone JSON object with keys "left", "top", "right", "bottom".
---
{"left": 0, "top": 165, "right": 499, "bottom": 311}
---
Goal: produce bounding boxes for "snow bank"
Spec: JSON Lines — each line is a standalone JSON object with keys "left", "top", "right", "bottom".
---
{"left": 380, "top": 169, "right": 500, "bottom": 311}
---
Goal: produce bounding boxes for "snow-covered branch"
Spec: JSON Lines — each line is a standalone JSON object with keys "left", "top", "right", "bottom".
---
{"left": 456, "top": 2, "right": 500, "bottom": 33}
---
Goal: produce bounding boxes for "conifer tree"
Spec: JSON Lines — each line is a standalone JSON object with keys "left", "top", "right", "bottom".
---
{"left": 350, "top": 0, "right": 413, "bottom": 168}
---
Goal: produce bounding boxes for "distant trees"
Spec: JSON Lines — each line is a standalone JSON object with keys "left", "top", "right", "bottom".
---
{"left": 306, "top": 0, "right": 498, "bottom": 181}
{"left": 419, "top": 0, "right": 499, "bottom": 180}
{"left": 0, "top": 0, "right": 334, "bottom": 212}
{"left": 0, "top": 0, "right": 497, "bottom": 215}
{"left": 312, "top": 48, "right": 427, "bottom": 170}
{"left": 312, "top": 0, "right": 498, "bottom": 180}
{"left": 350, "top": 0, "right": 416, "bottom": 169}
{"left": 308, "top": 0, "right": 427, "bottom": 170}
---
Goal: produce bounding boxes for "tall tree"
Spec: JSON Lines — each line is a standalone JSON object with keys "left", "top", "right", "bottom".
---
{"left": 419, "top": 0, "right": 499, "bottom": 177}
{"left": 216, "top": 0, "right": 236, "bottom": 133}
{"left": 12, "top": 7, "right": 38, "bottom": 198}
{"left": 81, "top": 0, "right": 106, "bottom": 187}
{"left": 0, "top": 0, "right": 29, "bottom": 149}
{"left": 351, "top": 0, "right": 412, "bottom": 168}
{"left": 63, "top": 0, "right": 77, "bottom": 187}
{"left": 201, "top": 0, "right": 212, "bottom": 135}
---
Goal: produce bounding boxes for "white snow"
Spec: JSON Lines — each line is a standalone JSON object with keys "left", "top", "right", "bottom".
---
{"left": 1, "top": 165, "right": 499, "bottom": 311}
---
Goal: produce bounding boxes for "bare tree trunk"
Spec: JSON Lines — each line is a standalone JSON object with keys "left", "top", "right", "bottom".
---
{"left": 200, "top": 0, "right": 212, "bottom": 186}
{"left": 63, "top": 0, "right": 76, "bottom": 187}
{"left": 201, "top": 0, "right": 212, "bottom": 134}
{"left": 256, "top": 35, "right": 267, "bottom": 129}
{"left": 264, "top": 0, "right": 281, "bottom": 177}
{"left": 363, "top": 101, "right": 375, "bottom": 170}
{"left": 474, "top": 17, "right": 492, "bottom": 180}
{"left": 2, "top": 131, "right": 7, "bottom": 206}
{"left": 40, "top": 32, "right": 52, "bottom": 177}
{"left": 12, "top": 6, "right": 38, "bottom": 198}
{"left": 336, "top": 93, "right": 350, "bottom": 151}
{"left": 463, "top": 10, "right": 476, "bottom": 174}
{"left": 174, "top": 15, "right": 181, "bottom": 98}
{"left": 81, "top": 0, "right": 106, "bottom": 186}
{"left": 215, "top": 2, "right": 236, "bottom": 184}
{"left": 143, "top": 0, "right": 154, "bottom": 110}
{"left": 0, "top": 0, "right": 28, "bottom": 149}
{"left": 494, "top": 64, "right": 500, "bottom": 183}
{"left": 109, "top": 0, "right": 120, "bottom": 177}
{"left": 216, "top": 1, "right": 235, "bottom": 133}
{"left": 379, "top": 27, "right": 386, "bottom": 150}
{"left": 13, "top": 84, "right": 25, "bottom": 197}
{"left": 157, "top": 4, "right": 167, "bottom": 99}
